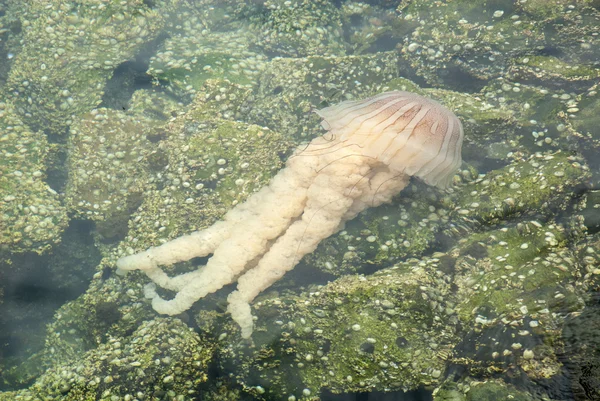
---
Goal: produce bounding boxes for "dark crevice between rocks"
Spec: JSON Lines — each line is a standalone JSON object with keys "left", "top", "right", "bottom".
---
{"left": 0, "top": 219, "right": 101, "bottom": 391}
{"left": 396, "top": 57, "right": 432, "bottom": 90}
{"left": 449, "top": 323, "right": 570, "bottom": 400}
{"left": 320, "top": 388, "right": 433, "bottom": 401}
{"left": 99, "top": 32, "right": 169, "bottom": 111}
{"left": 442, "top": 63, "right": 490, "bottom": 93}
{"left": 367, "top": 33, "right": 403, "bottom": 53}
{"left": 99, "top": 59, "right": 155, "bottom": 111}
{"left": 581, "top": 190, "right": 600, "bottom": 234}
{"left": 93, "top": 191, "right": 144, "bottom": 244}
{"left": 560, "top": 294, "right": 600, "bottom": 401}
{"left": 142, "top": 0, "right": 157, "bottom": 8}
{"left": 45, "top": 129, "right": 69, "bottom": 194}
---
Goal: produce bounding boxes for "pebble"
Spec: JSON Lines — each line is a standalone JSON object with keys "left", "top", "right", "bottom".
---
{"left": 523, "top": 349, "right": 535, "bottom": 359}
{"left": 407, "top": 43, "right": 419, "bottom": 52}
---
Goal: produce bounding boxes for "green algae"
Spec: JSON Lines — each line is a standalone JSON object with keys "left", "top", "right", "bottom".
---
{"left": 155, "top": 52, "right": 255, "bottom": 88}
{"left": 65, "top": 109, "right": 163, "bottom": 239}
{"left": 255, "top": 0, "right": 345, "bottom": 58}
{"left": 445, "top": 151, "right": 588, "bottom": 224}
{"left": 0, "top": 101, "right": 68, "bottom": 254}
{"left": 397, "top": 0, "right": 599, "bottom": 92}
{"left": 516, "top": 56, "right": 600, "bottom": 80}
{"left": 466, "top": 381, "right": 533, "bottom": 401}
{"left": 6, "top": 0, "right": 168, "bottom": 134}
{"left": 117, "top": 83, "right": 292, "bottom": 254}
{"left": 0, "top": 318, "right": 213, "bottom": 401}
{"left": 452, "top": 221, "right": 579, "bottom": 323}
{"left": 223, "top": 257, "right": 459, "bottom": 397}
{"left": 248, "top": 51, "right": 400, "bottom": 138}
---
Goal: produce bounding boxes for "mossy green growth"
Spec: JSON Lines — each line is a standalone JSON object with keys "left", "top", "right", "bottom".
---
{"left": 507, "top": 56, "right": 600, "bottom": 94}
{"left": 466, "top": 381, "right": 533, "bottom": 401}
{"left": 426, "top": 87, "right": 518, "bottom": 144}
{"left": 153, "top": 51, "right": 255, "bottom": 91}
{"left": 117, "top": 90, "right": 293, "bottom": 253}
{"left": 520, "top": 0, "right": 597, "bottom": 19}
{"left": 0, "top": 318, "right": 213, "bottom": 401}
{"left": 446, "top": 151, "right": 589, "bottom": 224}
{"left": 42, "top": 269, "right": 153, "bottom": 368}
{"left": 127, "top": 88, "right": 187, "bottom": 121}
{"left": 433, "top": 381, "right": 466, "bottom": 401}
{"left": 385, "top": 78, "right": 425, "bottom": 95}
{"left": 397, "top": 0, "right": 544, "bottom": 88}
{"left": 249, "top": 51, "right": 400, "bottom": 138}
{"left": 178, "top": 119, "right": 287, "bottom": 206}
{"left": 0, "top": 101, "right": 68, "bottom": 254}
{"left": 307, "top": 183, "right": 444, "bottom": 275}
{"left": 185, "top": 78, "right": 253, "bottom": 121}
{"left": 7, "top": 0, "right": 166, "bottom": 134}
{"left": 453, "top": 220, "right": 578, "bottom": 324}
{"left": 256, "top": 0, "right": 346, "bottom": 57}
{"left": 518, "top": 56, "right": 599, "bottom": 80}
{"left": 65, "top": 108, "right": 163, "bottom": 239}
{"left": 229, "top": 257, "right": 459, "bottom": 397}
{"left": 476, "top": 81, "right": 570, "bottom": 151}
{"left": 147, "top": 0, "right": 268, "bottom": 95}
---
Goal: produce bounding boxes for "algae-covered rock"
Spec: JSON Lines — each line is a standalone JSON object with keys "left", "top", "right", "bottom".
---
{"left": 397, "top": 0, "right": 600, "bottom": 91}
{"left": 65, "top": 109, "right": 162, "bottom": 239}
{"left": 6, "top": 0, "right": 167, "bottom": 134}
{"left": 256, "top": 0, "right": 346, "bottom": 58}
{"left": 0, "top": 101, "right": 68, "bottom": 254}
{"left": 433, "top": 381, "right": 466, "bottom": 401}
{"left": 249, "top": 51, "right": 400, "bottom": 138}
{"left": 220, "top": 256, "right": 460, "bottom": 398}
{"left": 41, "top": 258, "right": 154, "bottom": 368}
{"left": 0, "top": 317, "right": 213, "bottom": 401}
{"left": 149, "top": 23, "right": 265, "bottom": 93}
{"left": 445, "top": 151, "right": 588, "bottom": 225}
{"left": 126, "top": 87, "right": 186, "bottom": 120}
{"left": 508, "top": 55, "right": 600, "bottom": 92}
{"left": 452, "top": 219, "right": 584, "bottom": 331}
{"left": 466, "top": 380, "right": 534, "bottom": 401}
{"left": 117, "top": 83, "right": 293, "bottom": 256}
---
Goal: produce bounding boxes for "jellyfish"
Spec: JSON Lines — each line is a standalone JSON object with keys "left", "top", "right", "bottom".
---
{"left": 116, "top": 91, "right": 464, "bottom": 338}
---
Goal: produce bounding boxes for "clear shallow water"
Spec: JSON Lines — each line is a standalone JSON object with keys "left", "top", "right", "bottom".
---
{"left": 0, "top": 1, "right": 599, "bottom": 400}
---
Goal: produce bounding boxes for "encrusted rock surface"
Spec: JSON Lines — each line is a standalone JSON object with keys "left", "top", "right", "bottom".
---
{"left": 1, "top": 0, "right": 599, "bottom": 400}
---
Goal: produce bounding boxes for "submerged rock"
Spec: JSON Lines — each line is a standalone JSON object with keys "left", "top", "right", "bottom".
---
{"left": 220, "top": 255, "right": 461, "bottom": 397}
{"left": 248, "top": 51, "right": 400, "bottom": 138}
{"left": 1, "top": 0, "right": 598, "bottom": 400}
{"left": 0, "top": 101, "right": 68, "bottom": 254}
{"left": 0, "top": 318, "right": 213, "bottom": 401}
{"left": 65, "top": 109, "right": 163, "bottom": 240}
{"left": 6, "top": 0, "right": 167, "bottom": 134}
